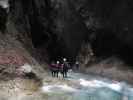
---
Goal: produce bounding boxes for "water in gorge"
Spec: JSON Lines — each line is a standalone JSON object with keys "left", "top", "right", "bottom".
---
{"left": 0, "top": 70, "right": 133, "bottom": 100}
{"left": 40, "top": 71, "right": 133, "bottom": 100}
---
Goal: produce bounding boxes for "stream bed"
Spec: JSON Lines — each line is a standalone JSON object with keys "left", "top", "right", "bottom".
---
{"left": 41, "top": 71, "right": 133, "bottom": 100}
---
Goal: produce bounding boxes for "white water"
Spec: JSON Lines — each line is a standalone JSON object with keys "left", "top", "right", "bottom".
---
{"left": 41, "top": 71, "right": 133, "bottom": 100}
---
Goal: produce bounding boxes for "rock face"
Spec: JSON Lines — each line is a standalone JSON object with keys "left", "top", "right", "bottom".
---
{"left": 7, "top": 0, "right": 65, "bottom": 61}
{"left": 0, "top": 0, "right": 133, "bottom": 70}
{"left": 2, "top": 0, "right": 88, "bottom": 62}
{"left": 0, "top": 0, "right": 133, "bottom": 94}
{"left": 0, "top": 1, "right": 46, "bottom": 79}
{"left": 72, "top": 0, "right": 133, "bottom": 65}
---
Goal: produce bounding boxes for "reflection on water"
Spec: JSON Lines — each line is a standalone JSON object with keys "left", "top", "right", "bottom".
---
{"left": 41, "top": 72, "right": 133, "bottom": 100}
{"left": 42, "top": 84, "right": 77, "bottom": 93}
{"left": 42, "top": 85, "right": 122, "bottom": 100}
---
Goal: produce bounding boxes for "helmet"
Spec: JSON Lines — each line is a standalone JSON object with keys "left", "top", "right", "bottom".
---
{"left": 63, "top": 58, "right": 67, "bottom": 62}
{"left": 76, "top": 61, "right": 79, "bottom": 64}
{"left": 57, "top": 61, "right": 60, "bottom": 64}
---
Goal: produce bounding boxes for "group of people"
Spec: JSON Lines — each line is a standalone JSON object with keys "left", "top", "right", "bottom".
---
{"left": 49, "top": 58, "right": 70, "bottom": 78}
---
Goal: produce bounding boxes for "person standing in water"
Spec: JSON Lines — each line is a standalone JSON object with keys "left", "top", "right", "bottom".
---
{"left": 75, "top": 61, "right": 79, "bottom": 70}
{"left": 50, "top": 61, "right": 59, "bottom": 77}
{"left": 55, "top": 61, "right": 60, "bottom": 77}
{"left": 62, "top": 58, "right": 68, "bottom": 78}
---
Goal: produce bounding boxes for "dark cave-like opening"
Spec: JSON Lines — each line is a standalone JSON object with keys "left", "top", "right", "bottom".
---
{"left": 30, "top": 18, "right": 49, "bottom": 48}
{"left": 92, "top": 29, "right": 121, "bottom": 57}
{"left": 91, "top": 28, "right": 133, "bottom": 65}
{"left": 25, "top": 0, "right": 69, "bottom": 62}
{"left": 29, "top": 16, "right": 68, "bottom": 62}
{"left": 0, "top": 6, "right": 7, "bottom": 33}
{"left": 9, "top": 0, "right": 133, "bottom": 65}
{"left": 117, "top": 45, "right": 133, "bottom": 65}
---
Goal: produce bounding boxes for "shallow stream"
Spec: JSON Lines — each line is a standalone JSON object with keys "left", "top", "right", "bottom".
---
{"left": 41, "top": 71, "right": 133, "bottom": 100}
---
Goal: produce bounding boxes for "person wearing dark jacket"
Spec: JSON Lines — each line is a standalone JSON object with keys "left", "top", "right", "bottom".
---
{"left": 50, "top": 61, "right": 59, "bottom": 77}
{"left": 62, "top": 58, "right": 68, "bottom": 78}
{"left": 50, "top": 62, "right": 56, "bottom": 77}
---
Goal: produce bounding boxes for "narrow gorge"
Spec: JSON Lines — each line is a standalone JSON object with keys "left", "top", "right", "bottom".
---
{"left": 0, "top": 0, "right": 133, "bottom": 100}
